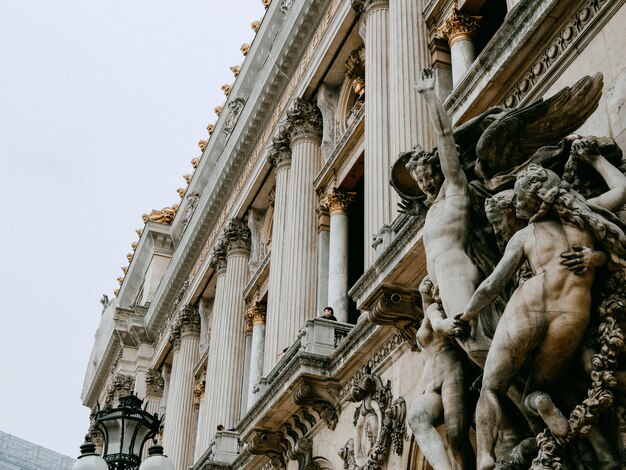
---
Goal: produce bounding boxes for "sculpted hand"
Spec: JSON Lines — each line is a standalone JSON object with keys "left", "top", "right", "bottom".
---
{"left": 415, "top": 68, "right": 436, "bottom": 94}
{"left": 397, "top": 198, "right": 423, "bottom": 217}
{"left": 561, "top": 244, "right": 595, "bottom": 274}
{"left": 570, "top": 138, "right": 600, "bottom": 164}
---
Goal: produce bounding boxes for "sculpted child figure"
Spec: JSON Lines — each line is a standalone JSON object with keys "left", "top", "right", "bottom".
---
{"left": 408, "top": 277, "right": 474, "bottom": 470}
{"left": 460, "top": 142, "right": 626, "bottom": 470}
{"left": 409, "top": 68, "right": 490, "bottom": 366}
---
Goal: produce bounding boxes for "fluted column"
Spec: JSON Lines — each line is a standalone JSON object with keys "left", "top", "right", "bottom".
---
{"left": 193, "top": 371, "right": 207, "bottom": 462}
{"left": 353, "top": 0, "right": 394, "bottom": 265}
{"left": 324, "top": 189, "right": 355, "bottom": 322}
{"left": 246, "top": 302, "right": 266, "bottom": 409}
{"left": 240, "top": 316, "right": 253, "bottom": 417}
{"left": 204, "top": 219, "right": 251, "bottom": 433}
{"left": 316, "top": 205, "right": 330, "bottom": 313}
{"left": 389, "top": 0, "right": 435, "bottom": 156}
{"left": 264, "top": 125, "right": 292, "bottom": 374}
{"left": 438, "top": 8, "right": 480, "bottom": 86}
{"left": 144, "top": 368, "right": 165, "bottom": 416}
{"left": 281, "top": 99, "right": 322, "bottom": 357}
{"left": 162, "top": 306, "right": 200, "bottom": 470}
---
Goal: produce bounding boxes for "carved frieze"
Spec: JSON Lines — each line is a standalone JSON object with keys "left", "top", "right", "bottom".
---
{"left": 286, "top": 98, "right": 323, "bottom": 141}
{"left": 340, "top": 369, "right": 406, "bottom": 470}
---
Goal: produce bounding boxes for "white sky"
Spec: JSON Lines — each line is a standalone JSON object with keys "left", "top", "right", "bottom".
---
{"left": 0, "top": 0, "right": 264, "bottom": 458}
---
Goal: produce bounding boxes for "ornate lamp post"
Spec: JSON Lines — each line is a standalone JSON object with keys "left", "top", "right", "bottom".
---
{"left": 73, "top": 393, "right": 173, "bottom": 470}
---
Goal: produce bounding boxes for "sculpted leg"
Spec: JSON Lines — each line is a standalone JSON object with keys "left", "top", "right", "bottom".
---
{"left": 408, "top": 392, "right": 454, "bottom": 470}
{"left": 524, "top": 391, "right": 569, "bottom": 440}
{"left": 442, "top": 377, "right": 475, "bottom": 470}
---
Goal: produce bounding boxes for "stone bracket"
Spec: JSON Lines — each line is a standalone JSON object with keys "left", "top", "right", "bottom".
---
{"left": 292, "top": 377, "right": 341, "bottom": 430}
{"left": 248, "top": 429, "right": 288, "bottom": 470}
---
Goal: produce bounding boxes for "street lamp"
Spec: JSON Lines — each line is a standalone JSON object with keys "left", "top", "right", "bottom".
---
{"left": 138, "top": 443, "right": 175, "bottom": 470}
{"left": 72, "top": 436, "right": 108, "bottom": 470}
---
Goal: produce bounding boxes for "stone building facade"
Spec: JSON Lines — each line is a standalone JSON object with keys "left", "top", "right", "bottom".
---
{"left": 81, "top": 0, "right": 626, "bottom": 469}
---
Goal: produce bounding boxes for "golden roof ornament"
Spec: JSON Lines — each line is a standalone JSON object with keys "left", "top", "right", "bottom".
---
{"left": 142, "top": 204, "right": 179, "bottom": 225}
{"left": 135, "top": 228, "right": 142, "bottom": 237}
{"left": 198, "top": 139, "right": 208, "bottom": 152}
{"left": 214, "top": 105, "right": 223, "bottom": 116}
{"left": 114, "top": 288, "right": 119, "bottom": 296}
{"left": 117, "top": 276, "right": 124, "bottom": 285}
{"left": 230, "top": 65, "right": 240, "bottom": 77}
{"left": 240, "top": 43, "right": 250, "bottom": 56}
{"left": 251, "top": 20, "right": 261, "bottom": 33}
{"left": 127, "top": 253, "right": 133, "bottom": 262}
{"left": 183, "top": 174, "right": 192, "bottom": 184}
{"left": 262, "top": 0, "right": 270, "bottom": 8}
{"left": 131, "top": 241, "right": 137, "bottom": 250}
{"left": 221, "top": 84, "right": 232, "bottom": 97}
{"left": 191, "top": 157, "right": 200, "bottom": 168}
{"left": 121, "top": 266, "right": 128, "bottom": 274}
{"left": 177, "top": 187, "right": 186, "bottom": 198}
{"left": 207, "top": 123, "right": 215, "bottom": 134}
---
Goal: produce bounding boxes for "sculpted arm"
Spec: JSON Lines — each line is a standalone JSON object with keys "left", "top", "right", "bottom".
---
{"left": 461, "top": 230, "right": 527, "bottom": 322}
{"left": 416, "top": 68, "right": 466, "bottom": 189}
{"left": 573, "top": 139, "right": 626, "bottom": 211}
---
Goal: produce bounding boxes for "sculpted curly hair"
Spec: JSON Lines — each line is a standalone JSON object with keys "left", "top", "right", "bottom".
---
{"left": 515, "top": 164, "right": 626, "bottom": 267}
{"left": 406, "top": 145, "right": 441, "bottom": 176}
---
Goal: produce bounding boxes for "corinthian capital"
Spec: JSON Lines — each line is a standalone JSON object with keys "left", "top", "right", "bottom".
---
{"left": 224, "top": 218, "right": 251, "bottom": 254}
{"left": 267, "top": 122, "right": 293, "bottom": 168}
{"left": 145, "top": 368, "right": 165, "bottom": 396}
{"left": 323, "top": 188, "right": 356, "bottom": 214}
{"left": 437, "top": 8, "right": 481, "bottom": 44}
{"left": 246, "top": 302, "right": 267, "bottom": 330}
{"left": 171, "top": 305, "right": 201, "bottom": 343}
{"left": 209, "top": 238, "right": 228, "bottom": 273}
{"left": 287, "top": 98, "right": 323, "bottom": 141}
{"left": 351, "top": 0, "right": 388, "bottom": 15}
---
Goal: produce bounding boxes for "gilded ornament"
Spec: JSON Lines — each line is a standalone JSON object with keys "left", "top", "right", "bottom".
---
{"left": 113, "top": 288, "right": 119, "bottom": 296}
{"left": 198, "top": 139, "right": 208, "bottom": 152}
{"left": 135, "top": 228, "right": 142, "bottom": 237}
{"left": 345, "top": 46, "right": 366, "bottom": 97}
{"left": 214, "top": 105, "right": 223, "bottom": 116}
{"left": 230, "top": 65, "right": 240, "bottom": 77}
{"left": 177, "top": 187, "right": 186, "bottom": 199}
{"left": 206, "top": 123, "right": 215, "bottom": 134}
{"left": 191, "top": 157, "right": 200, "bottom": 168}
{"left": 437, "top": 8, "right": 481, "bottom": 45}
{"left": 142, "top": 204, "right": 179, "bottom": 225}
{"left": 251, "top": 20, "right": 261, "bottom": 32}
{"left": 323, "top": 189, "right": 356, "bottom": 214}
{"left": 240, "top": 43, "right": 250, "bottom": 56}
{"left": 126, "top": 253, "right": 133, "bottom": 262}
{"left": 117, "top": 276, "right": 124, "bottom": 284}
{"left": 130, "top": 241, "right": 137, "bottom": 250}
{"left": 221, "top": 83, "right": 232, "bottom": 97}
{"left": 121, "top": 266, "right": 127, "bottom": 274}
{"left": 262, "top": 0, "right": 270, "bottom": 8}
{"left": 183, "top": 174, "right": 192, "bottom": 184}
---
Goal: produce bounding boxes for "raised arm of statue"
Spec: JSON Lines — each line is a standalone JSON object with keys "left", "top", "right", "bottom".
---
{"left": 415, "top": 68, "right": 466, "bottom": 190}
{"left": 571, "top": 139, "right": 626, "bottom": 211}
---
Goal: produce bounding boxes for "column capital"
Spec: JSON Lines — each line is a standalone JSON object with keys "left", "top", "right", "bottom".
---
{"left": 351, "top": 0, "right": 388, "bottom": 15}
{"left": 246, "top": 302, "right": 267, "bottom": 329}
{"left": 209, "top": 239, "right": 228, "bottom": 273}
{"left": 323, "top": 188, "right": 356, "bottom": 214}
{"left": 287, "top": 98, "right": 323, "bottom": 142}
{"left": 145, "top": 368, "right": 165, "bottom": 396}
{"left": 170, "top": 305, "right": 201, "bottom": 345}
{"left": 267, "top": 123, "right": 293, "bottom": 168}
{"left": 224, "top": 218, "right": 251, "bottom": 255}
{"left": 194, "top": 374, "right": 206, "bottom": 400}
{"left": 437, "top": 8, "right": 481, "bottom": 45}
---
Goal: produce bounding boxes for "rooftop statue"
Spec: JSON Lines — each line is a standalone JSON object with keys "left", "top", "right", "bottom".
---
{"left": 393, "top": 69, "right": 626, "bottom": 469}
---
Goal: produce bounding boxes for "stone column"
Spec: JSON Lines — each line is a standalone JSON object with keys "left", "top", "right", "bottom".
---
{"left": 264, "top": 125, "right": 292, "bottom": 374}
{"left": 281, "top": 99, "right": 322, "bottom": 353}
{"left": 437, "top": 8, "right": 481, "bottom": 86}
{"left": 389, "top": 0, "right": 435, "bottom": 156}
{"left": 324, "top": 189, "right": 356, "bottom": 323}
{"left": 240, "top": 315, "right": 253, "bottom": 417}
{"left": 161, "top": 306, "right": 200, "bottom": 470}
{"left": 352, "top": 0, "right": 394, "bottom": 265}
{"left": 204, "top": 219, "right": 251, "bottom": 433}
{"left": 193, "top": 371, "right": 207, "bottom": 462}
{"left": 246, "top": 302, "right": 266, "bottom": 409}
{"left": 316, "top": 205, "right": 330, "bottom": 313}
{"left": 144, "top": 368, "right": 165, "bottom": 416}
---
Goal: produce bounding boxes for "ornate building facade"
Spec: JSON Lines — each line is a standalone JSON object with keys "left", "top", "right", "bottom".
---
{"left": 81, "top": 0, "right": 626, "bottom": 469}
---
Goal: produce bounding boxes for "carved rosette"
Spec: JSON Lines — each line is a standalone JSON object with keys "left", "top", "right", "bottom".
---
{"left": 224, "top": 218, "right": 252, "bottom": 255}
{"left": 323, "top": 189, "right": 356, "bottom": 215}
{"left": 345, "top": 46, "right": 366, "bottom": 97}
{"left": 267, "top": 122, "right": 293, "bottom": 169}
{"left": 286, "top": 99, "right": 323, "bottom": 142}
{"left": 145, "top": 368, "right": 165, "bottom": 396}
{"left": 437, "top": 8, "right": 481, "bottom": 46}
{"left": 340, "top": 369, "right": 406, "bottom": 470}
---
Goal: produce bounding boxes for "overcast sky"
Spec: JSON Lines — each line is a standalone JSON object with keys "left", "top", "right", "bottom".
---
{"left": 0, "top": 0, "right": 264, "bottom": 458}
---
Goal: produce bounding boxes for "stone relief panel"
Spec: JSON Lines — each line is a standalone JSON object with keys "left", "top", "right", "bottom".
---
{"left": 387, "top": 68, "right": 626, "bottom": 469}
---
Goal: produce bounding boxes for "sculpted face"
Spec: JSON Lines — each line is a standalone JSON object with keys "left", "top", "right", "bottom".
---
{"left": 513, "top": 184, "right": 542, "bottom": 220}
{"left": 412, "top": 163, "right": 443, "bottom": 203}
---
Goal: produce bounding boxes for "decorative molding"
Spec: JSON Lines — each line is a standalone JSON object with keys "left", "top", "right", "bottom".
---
{"left": 503, "top": 0, "right": 616, "bottom": 108}
{"left": 279, "top": 0, "right": 294, "bottom": 15}
{"left": 223, "top": 98, "right": 246, "bottom": 135}
{"left": 292, "top": 378, "right": 341, "bottom": 430}
{"left": 145, "top": 368, "right": 165, "bottom": 396}
{"left": 183, "top": 192, "right": 201, "bottom": 229}
{"left": 340, "top": 369, "right": 407, "bottom": 470}
{"left": 287, "top": 98, "right": 323, "bottom": 141}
